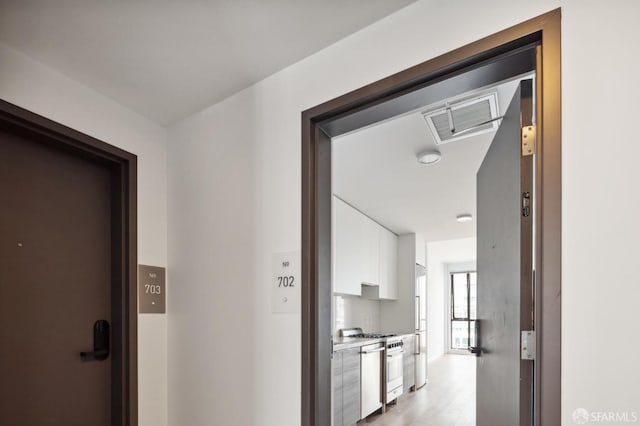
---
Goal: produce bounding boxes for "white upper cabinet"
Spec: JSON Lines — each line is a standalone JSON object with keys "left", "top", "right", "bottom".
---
{"left": 415, "top": 233, "right": 426, "bottom": 267}
{"left": 333, "top": 197, "right": 364, "bottom": 296}
{"left": 378, "top": 228, "right": 398, "bottom": 300}
{"left": 361, "top": 215, "right": 380, "bottom": 286}
{"left": 333, "top": 196, "right": 397, "bottom": 299}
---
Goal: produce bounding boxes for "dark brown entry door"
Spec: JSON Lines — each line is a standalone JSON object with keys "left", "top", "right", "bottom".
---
{"left": 475, "top": 79, "right": 534, "bottom": 426}
{"left": 0, "top": 126, "right": 113, "bottom": 425}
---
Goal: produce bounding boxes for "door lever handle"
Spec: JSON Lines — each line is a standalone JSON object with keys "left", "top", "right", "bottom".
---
{"left": 468, "top": 346, "right": 482, "bottom": 357}
{"left": 81, "top": 349, "right": 109, "bottom": 361}
{"left": 468, "top": 320, "right": 481, "bottom": 357}
{"left": 81, "top": 320, "right": 110, "bottom": 361}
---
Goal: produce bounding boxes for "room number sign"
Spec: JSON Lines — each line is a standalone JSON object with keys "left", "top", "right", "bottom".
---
{"left": 138, "top": 265, "right": 166, "bottom": 314}
{"left": 271, "top": 250, "right": 301, "bottom": 314}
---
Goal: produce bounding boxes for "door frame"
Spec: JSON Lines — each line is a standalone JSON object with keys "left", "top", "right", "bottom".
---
{"left": 301, "top": 9, "right": 561, "bottom": 426}
{"left": 0, "top": 99, "right": 139, "bottom": 426}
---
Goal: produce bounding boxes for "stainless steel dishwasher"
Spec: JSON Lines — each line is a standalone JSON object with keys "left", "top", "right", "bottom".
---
{"left": 360, "top": 342, "right": 384, "bottom": 418}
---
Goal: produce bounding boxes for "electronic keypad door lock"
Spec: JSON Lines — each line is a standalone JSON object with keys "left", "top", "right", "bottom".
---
{"left": 80, "top": 320, "right": 110, "bottom": 361}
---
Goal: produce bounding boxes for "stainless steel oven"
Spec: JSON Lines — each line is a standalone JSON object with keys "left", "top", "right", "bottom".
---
{"left": 386, "top": 337, "right": 403, "bottom": 402}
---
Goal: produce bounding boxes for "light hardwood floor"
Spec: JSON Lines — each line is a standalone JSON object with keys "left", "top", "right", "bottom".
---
{"left": 361, "top": 354, "right": 475, "bottom": 426}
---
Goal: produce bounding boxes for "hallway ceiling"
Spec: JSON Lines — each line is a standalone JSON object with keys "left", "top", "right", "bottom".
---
{"left": 0, "top": 0, "right": 416, "bottom": 125}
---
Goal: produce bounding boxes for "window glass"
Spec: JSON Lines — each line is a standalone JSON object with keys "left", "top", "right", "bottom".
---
{"left": 451, "top": 320, "right": 469, "bottom": 350}
{"left": 469, "top": 272, "right": 477, "bottom": 320}
{"left": 452, "top": 273, "right": 468, "bottom": 319}
{"left": 450, "top": 271, "right": 477, "bottom": 350}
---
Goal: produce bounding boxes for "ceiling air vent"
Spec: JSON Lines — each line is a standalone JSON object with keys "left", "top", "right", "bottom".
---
{"left": 422, "top": 92, "right": 500, "bottom": 145}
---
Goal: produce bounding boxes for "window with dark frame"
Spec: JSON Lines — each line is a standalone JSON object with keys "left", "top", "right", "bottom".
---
{"left": 450, "top": 271, "right": 477, "bottom": 350}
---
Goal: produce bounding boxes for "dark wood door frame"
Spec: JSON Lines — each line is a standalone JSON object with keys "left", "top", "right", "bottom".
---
{"left": 301, "top": 9, "right": 561, "bottom": 426}
{"left": 0, "top": 99, "right": 138, "bottom": 426}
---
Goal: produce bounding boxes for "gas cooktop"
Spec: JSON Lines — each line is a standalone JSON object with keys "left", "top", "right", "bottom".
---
{"left": 339, "top": 328, "right": 397, "bottom": 339}
{"left": 351, "top": 333, "right": 397, "bottom": 338}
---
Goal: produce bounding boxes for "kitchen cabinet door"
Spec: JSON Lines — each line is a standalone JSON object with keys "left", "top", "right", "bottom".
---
{"left": 333, "top": 351, "right": 343, "bottom": 426}
{"left": 334, "top": 198, "right": 363, "bottom": 296}
{"left": 342, "top": 348, "right": 361, "bottom": 426}
{"left": 361, "top": 216, "right": 379, "bottom": 286}
{"left": 402, "top": 336, "right": 416, "bottom": 393}
{"left": 378, "top": 228, "right": 398, "bottom": 300}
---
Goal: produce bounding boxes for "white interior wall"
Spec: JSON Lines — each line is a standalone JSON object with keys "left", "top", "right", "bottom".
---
{"left": 562, "top": 1, "right": 640, "bottom": 417}
{"left": 165, "top": 0, "right": 640, "bottom": 425}
{"left": 426, "top": 238, "right": 476, "bottom": 361}
{"left": 0, "top": 43, "right": 169, "bottom": 426}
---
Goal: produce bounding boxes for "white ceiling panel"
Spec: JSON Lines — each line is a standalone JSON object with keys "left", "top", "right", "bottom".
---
{"left": 333, "top": 78, "right": 522, "bottom": 242}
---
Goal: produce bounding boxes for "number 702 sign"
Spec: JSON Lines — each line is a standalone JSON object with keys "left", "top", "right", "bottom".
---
{"left": 271, "top": 251, "right": 301, "bottom": 314}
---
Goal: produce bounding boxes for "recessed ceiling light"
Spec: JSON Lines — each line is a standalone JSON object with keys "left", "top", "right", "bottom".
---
{"left": 417, "top": 149, "right": 441, "bottom": 165}
{"left": 456, "top": 214, "right": 473, "bottom": 223}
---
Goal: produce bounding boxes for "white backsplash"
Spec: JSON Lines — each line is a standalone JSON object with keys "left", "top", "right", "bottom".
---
{"left": 333, "top": 294, "right": 381, "bottom": 336}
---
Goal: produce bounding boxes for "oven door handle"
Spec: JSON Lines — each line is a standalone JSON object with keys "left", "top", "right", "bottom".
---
{"left": 387, "top": 351, "right": 404, "bottom": 358}
{"left": 361, "top": 347, "right": 385, "bottom": 354}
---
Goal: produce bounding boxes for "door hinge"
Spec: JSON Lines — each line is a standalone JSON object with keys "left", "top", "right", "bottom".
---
{"left": 522, "top": 192, "right": 531, "bottom": 217}
{"left": 522, "top": 125, "right": 536, "bottom": 156}
{"left": 521, "top": 330, "right": 536, "bottom": 360}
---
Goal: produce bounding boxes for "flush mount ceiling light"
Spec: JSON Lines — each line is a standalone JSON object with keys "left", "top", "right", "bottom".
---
{"left": 456, "top": 214, "right": 473, "bottom": 223}
{"left": 417, "top": 149, "right": 441, "bottom": 165}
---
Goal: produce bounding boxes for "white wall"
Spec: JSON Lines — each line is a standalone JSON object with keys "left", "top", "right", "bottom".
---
{"left": 0, "top": 43, "right": 169, "bottom": 426}
{"left": 167, "top": 0, "right": 640, "bottom": 425}
{"left": 562, "top": 1, "right": 640, "bottom": 418}
{"left": 426, "top": 238, "right": 476, "bottom": 361}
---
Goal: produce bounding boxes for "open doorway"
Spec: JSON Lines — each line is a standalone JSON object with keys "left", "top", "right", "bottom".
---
{"left": 302, "top": 7, "right": 560, "bottom": 425}
{"left": 329, "top": 73, "right": 529, "bottom": 425}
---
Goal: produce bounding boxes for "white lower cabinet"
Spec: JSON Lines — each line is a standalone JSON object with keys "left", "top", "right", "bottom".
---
{"left": 333, "top": 351, "right": 343, "bottom": 425}
{"left": 402, "top": 335, "right": 416, "bottom": 393}
{"left": 333, "top": 348, "right": 361, "bottom": 426}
